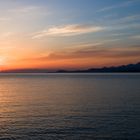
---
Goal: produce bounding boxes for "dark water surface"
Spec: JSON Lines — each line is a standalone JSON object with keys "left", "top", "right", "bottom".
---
{"left": 0, "top": 73, "right": 140, "bottom": 140}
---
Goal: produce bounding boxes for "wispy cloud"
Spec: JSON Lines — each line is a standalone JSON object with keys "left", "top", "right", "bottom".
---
{"left": 10, "top": 6, "right": 40, "bottom": 13}
{"left": 108, "top": 22, "right": 140, "bottom": 31}
{"left": 115, "top": 14, "right": 140, "bottom": 24}
{"left": 129, "top": 35, "right": 140, "bottom": 39}
{"left": 47, "top": 46, "right": 139, "bottom": 60}
{"left": 1, "top": 32, "right": 14, "bottom": 38}
{"left": 32, "top": 24, "right": 104, "bottom": 39}
{"left": 0, "top": 17, "right": 11, "bottom": 21}
{"left": 97, "top": 0, "right": 139, "bottom": 13}
{"left": 8, "top": 5, "right": 50, "bottom": 18}
{"left": 22, "top": 45, "right": 140, "bottom": 62}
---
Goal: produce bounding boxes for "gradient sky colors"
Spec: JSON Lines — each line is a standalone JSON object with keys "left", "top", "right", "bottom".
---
{"left": 0, "top": 0, "right": 140, "bottom": 70}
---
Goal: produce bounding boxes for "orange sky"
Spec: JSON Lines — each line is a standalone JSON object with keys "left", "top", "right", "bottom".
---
{"left": 0, "top": 0, "right": 140, "bottom": 71}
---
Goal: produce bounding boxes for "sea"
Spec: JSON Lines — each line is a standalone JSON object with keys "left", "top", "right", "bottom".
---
{"left": 0, "top": 73, "right": 140, "bottom": 140}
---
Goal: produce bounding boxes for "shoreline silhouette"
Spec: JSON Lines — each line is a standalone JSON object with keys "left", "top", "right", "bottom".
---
{"left": 1, "top": 62, "right": 140, "bottom": 73}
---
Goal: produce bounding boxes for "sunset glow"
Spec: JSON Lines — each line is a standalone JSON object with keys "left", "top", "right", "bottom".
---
{"left": 0, "top": 0, "right": 140, "bottom": 71}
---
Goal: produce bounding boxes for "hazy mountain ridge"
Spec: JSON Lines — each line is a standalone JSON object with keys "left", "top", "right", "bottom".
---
{"left": 1, "top": 62, "right": 140, "bottom": 73}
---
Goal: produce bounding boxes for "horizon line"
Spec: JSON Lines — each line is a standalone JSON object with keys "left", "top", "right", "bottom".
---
{"left": 1, "top": 61, "right": 140, "bottom": 73}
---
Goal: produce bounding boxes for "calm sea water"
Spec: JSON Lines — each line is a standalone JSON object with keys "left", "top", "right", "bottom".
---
{"left": 0, "top": 73, "right": 140, "bottom": 140}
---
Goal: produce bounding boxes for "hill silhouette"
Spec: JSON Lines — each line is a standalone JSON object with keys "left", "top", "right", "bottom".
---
{"left": 1, "top": 62, "right": 140, "bottom": 73}
{"left": 57, "top": 62, "right": 140, "bottom": 73}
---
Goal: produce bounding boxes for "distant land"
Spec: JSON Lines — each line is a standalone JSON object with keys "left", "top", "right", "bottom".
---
{"left": 1, "top": 62, "right": 140, "bottom": 73}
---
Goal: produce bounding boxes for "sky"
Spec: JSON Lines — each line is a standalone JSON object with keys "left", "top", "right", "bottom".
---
{"left": 0, "top": 0, "right": 140, "bottom": 70}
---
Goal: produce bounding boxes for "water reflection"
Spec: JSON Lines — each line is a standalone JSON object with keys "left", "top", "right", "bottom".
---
{"left": 0, "top": 74, "right": 140, "bottom": 139}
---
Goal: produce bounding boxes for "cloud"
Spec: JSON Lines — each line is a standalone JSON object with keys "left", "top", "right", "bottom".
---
{"left": 8, "top": 6, "right": 50, "bottom": 17}
{"left": 32, "top": 24, "right": 104, "bottom": 39}
{"left": 46, "top": 46, "right": 140, "bottom": 60}
{"left": 0, "top": 17, "right": 11, "bottom": 21}
{"left": 129, "top": 35, "right": 140, "bottom": 39}
{"left": 121, "top": 15, "right": 140, "bottom": 22}
{"left": 113, "top": 14, "right": 140, "bottom": 25}
{"left": 10, "top": 6, "right": 40, "bottom": 13}
{"left": 1, "top": 32, "right": 15, "bottom": 38}
{"left": 22, "top": 45, "right": 140, "bottom": 62}
{"left": 108, "top": 23, "right": 140, "bottom": 31}
{"left": 97, "top": 0, "right": 139, "bottom": 13}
